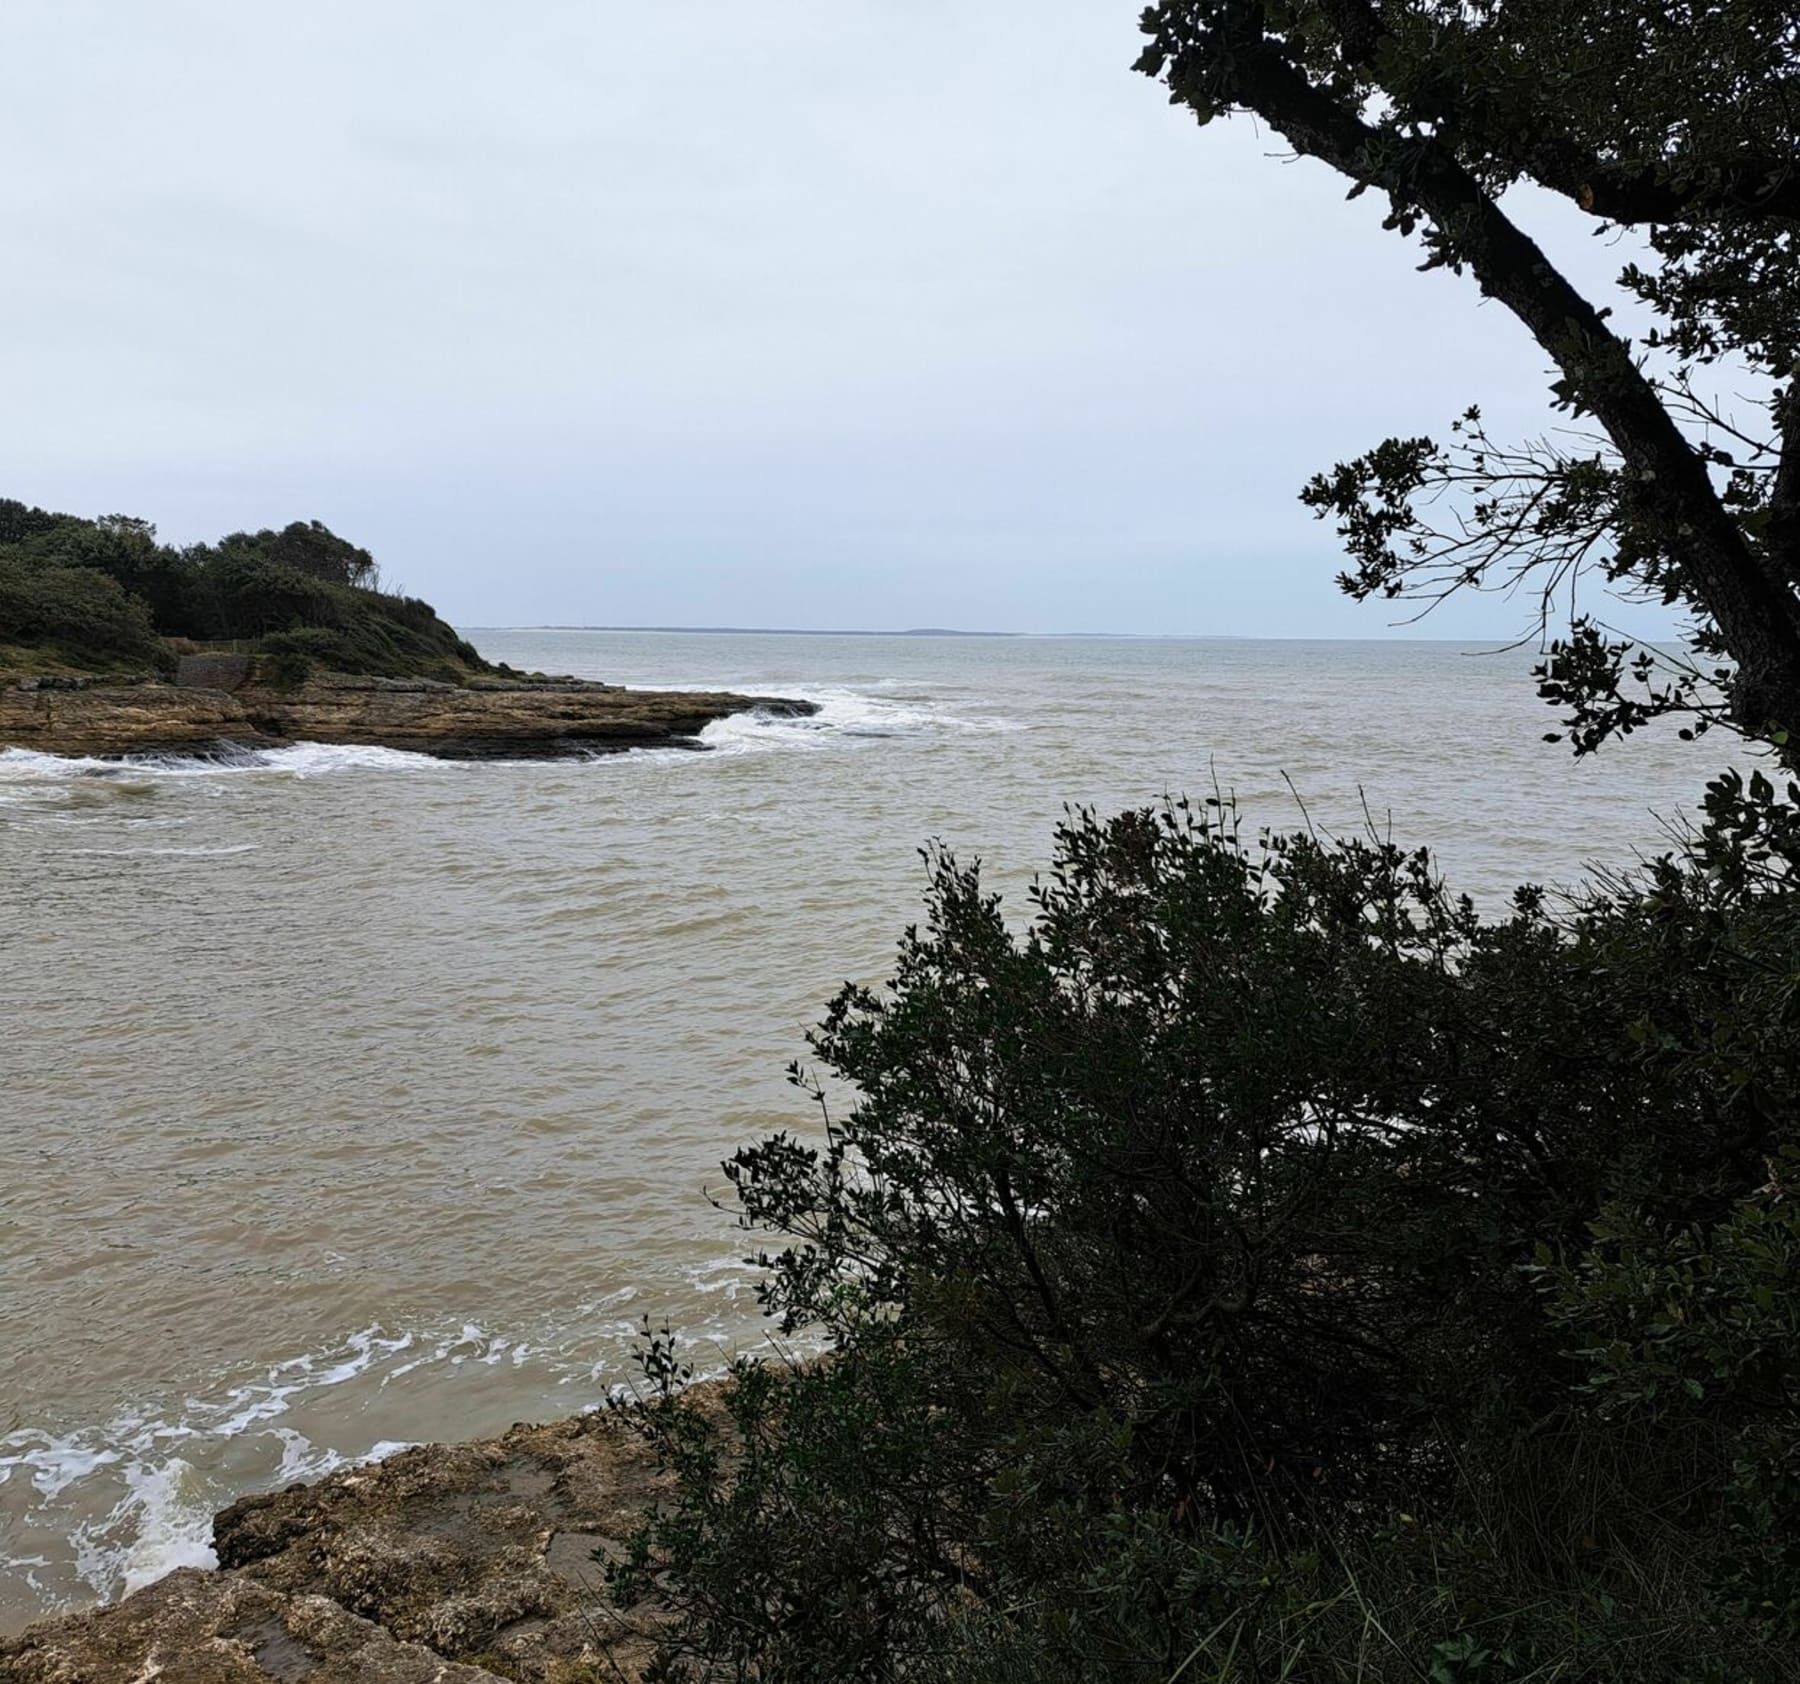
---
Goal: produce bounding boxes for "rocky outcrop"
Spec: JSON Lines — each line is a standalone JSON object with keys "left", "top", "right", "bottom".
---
{"left": 0, "top": 1403, "right": 695, "bottom": 1683}
{"left": 0, "top": 1574, "right": 511, "bottom": 1684}
{"left": 0, "top": 681, "right": 266, "bottom": 759}
{"left": 0, "top": 674, "right": 816, "bottom": 760}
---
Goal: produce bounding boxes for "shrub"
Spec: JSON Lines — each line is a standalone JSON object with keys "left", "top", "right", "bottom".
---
{"left": 0, "top": 556, "right": 168, "bottom": 672}
{"left": 612, "top": 790, "right": 1800, "bottom": 1682}
{"left": 182, "top": 554, "right": 479, "bottom": 679}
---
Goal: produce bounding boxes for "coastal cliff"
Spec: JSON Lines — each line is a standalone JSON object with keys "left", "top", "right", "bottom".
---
{"left": 0, "top": 1401, "right": 694, "bottom": 1682}
{"left": 0, "top": 674, "right": 816, "bottom": 760}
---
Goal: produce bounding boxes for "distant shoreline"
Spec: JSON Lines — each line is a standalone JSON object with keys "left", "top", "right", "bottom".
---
{"left": 476, "top": 625, "right": 1025, "bottom": 638}
{"left": 459, "top": 626, "right": 1540, "bottom": 643}
{"left": 461, "top": 626, "right": 1282, "bottom": 640}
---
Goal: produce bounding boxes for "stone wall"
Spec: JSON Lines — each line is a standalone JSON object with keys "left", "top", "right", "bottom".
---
{"left": 176, "top": 653, "right": 254, "bottom": 692}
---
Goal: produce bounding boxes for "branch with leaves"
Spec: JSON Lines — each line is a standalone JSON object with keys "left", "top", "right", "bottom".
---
{"left": 1137, "top": 0, "right": 1800, "bottom": 759}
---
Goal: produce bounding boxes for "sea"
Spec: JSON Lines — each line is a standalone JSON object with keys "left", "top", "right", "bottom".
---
{"left": 0, "top": 630, "right": 1731, "bottom": 1632}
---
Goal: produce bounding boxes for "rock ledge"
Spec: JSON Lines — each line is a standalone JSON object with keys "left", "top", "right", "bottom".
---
{"left": 0, "top": 674, "right": 817, "bottom": 760}
{"left": 0, "top": 1402, "right": 693, "bottom": 1683}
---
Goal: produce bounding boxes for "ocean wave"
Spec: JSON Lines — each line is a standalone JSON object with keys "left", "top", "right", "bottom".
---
{"left": 0, "top": 691, "right": 1012, "bottom": 791}
{"left": 0, "top": 1326, "right": 424, "bottom": 1615}
{"left": 0, "top": 1300, "right": 776, "bottom": 1625}
{"left": 0, "top": 743, "right": 452, "bottom": 784}
{"left": 696, "top": 687, "right": 1020, "bottom": 756}
{"left": 64, "top": 844, "right": 261, "bottom": 859}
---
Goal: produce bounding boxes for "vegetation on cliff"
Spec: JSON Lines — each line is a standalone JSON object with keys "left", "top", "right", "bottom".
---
{"left": 0, "top": 497, "right": 489, "bottom": 682}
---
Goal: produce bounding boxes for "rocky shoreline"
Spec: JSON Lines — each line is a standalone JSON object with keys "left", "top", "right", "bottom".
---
{"left": 0, "top": 672, "right": 817, "bottom": 761}
{"left": 0, "top": 1400, "right": 697, "bottom": 1682}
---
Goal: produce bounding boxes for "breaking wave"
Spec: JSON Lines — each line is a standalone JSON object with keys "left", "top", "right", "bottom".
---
{"left": 695, "top": 687, "right": 1020, "bottom": 756}
{"left": 0, "top": 1280, "right": 780, "bottom": 1625}
{"left": 0, "top": 688, "right": 1016, "bottom": 792}
{"left": 0, "top": 742, "right": 451, "bottom": 788}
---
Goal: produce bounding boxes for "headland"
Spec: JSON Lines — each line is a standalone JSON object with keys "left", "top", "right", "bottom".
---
{"left": 0, "top": 498, "right": 814, "bottom": 758}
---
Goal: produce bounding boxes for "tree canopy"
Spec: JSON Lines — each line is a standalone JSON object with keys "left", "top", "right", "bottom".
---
{"left": 1134, "top": 1, "right": 1800, "bottom": 758}
{"left": 0, "top": 498, "right": 486, "bottom": 682}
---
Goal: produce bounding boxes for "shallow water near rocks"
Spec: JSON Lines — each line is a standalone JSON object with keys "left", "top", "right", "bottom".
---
{"left": 0, "top": 630, "right": 1725, "bottom": 1631}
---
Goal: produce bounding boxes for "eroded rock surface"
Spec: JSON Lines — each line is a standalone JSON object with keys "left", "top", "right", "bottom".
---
{"left": 0, "top": 681, "right": 268, "bottom": 758}
{"left": 0, "top": 1574, "right": 510, "bottom": 1684}
{"left": 0, "top": 1407, "right": 685, "bottom": 1684}
{"left": 0, "top": 675, "right": 816, "bottom": 760}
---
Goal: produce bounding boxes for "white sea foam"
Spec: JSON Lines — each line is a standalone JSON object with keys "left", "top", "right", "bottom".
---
{"left": 0, "top": 742, "right": 450, "bottom": 783}
{"left": 363, "top": 1440, "right": 417, "bottom": 1463}
{"left": 115, "top": 1461, "right": 219, "bottom": 1593}
{"left": 65, "top": 843, "right": 260, "bottom": 858}
{"left": 0, "top": 1437, "right": 121, "bottom": 1499}
{"left": 0, "top": 1301, "right": 782, "bottom": 1624}
{"left": 695, "top": 687, "right": 1019, "bottom": 757}
{"left": 250, "top": 743, "right": 453, "bottom": 777}
{"left": 686, "top": 1256, "right": 758, "bottom": 1299}
{"left": 0, "top": 1325, "right": 445, "bottom": 1617}
{"left": 271, "top": 1428, "right": 346, "bottom": 1486}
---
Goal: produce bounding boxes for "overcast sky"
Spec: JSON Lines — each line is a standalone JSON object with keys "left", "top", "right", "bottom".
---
{"left": 3, "top": 1, "right": 1678, "bottom": 637}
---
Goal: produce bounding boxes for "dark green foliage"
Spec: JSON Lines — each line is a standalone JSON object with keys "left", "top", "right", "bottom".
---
{"left": 0, "top": 497, "right": 486, "bottom": 682}
{"left": 244, "top": 519, "right": 378, "bottom": 589}
{"left": 0, "top": 497, "right": 83, "bottom": 547}
{"left": 613, "top": 791, "right": 1800, "bottom": 1681}
{"left": 184, "top": 559, "right": 480, "bottom": 680}
{"left": 0, "top": 509, "right": 194, "bottom": 633}
{"left": 1133, "top": 2, "right": 1800, "bottom": 760}
{"left": 0, "top": 556, "right": 167, "bottom": 672}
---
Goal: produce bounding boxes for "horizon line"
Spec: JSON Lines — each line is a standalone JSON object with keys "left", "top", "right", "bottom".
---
{"left": 458, "top": 624, "right": 1559, "bottom": 644}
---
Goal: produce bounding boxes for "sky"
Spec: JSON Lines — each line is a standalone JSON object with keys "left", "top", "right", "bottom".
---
{"left": 3, "top": 1, "right": 1681, "bottom": 638}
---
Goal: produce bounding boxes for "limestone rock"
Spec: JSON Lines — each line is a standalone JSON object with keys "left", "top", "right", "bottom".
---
{"left": 0, "top": 1572, "right": 509, "bottom": 1683}
{"left": 0, "top": 683, "right": 281, "bottom": 758}
{"left": 0, "top": 1406, "right": 685, "bottom": 1684}
{"left": 0, "top": 674, "right": 816, "bottom": 760}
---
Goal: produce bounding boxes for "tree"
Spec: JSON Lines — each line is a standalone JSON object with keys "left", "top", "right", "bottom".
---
{"left": 207, "top": 520, "right": 379, "bottom": 589}
{"left": 265, "top": 520, "right": 379, "bottom": 589}
{"left": 1133, "top": 1, "right": 1800, "bottom": 758}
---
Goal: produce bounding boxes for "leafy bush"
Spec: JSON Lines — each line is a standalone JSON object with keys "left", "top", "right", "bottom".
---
{"left": 243, "top": 596, "right": 481, "bottom": 682}
{"left": 186, "top": 548, "right": 483, "bottom": 678}
{"left": 7, "top": 511, "right": 198, "bottom": 623}
{"left": 612, "top": 789, "right": 1800, "bottom": 1682}
{"left": 0, "top": 556, "right": 168, "bottom": 672}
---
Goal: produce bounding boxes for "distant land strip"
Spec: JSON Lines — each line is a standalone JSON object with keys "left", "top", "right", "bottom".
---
{"left": 480, "top": 624, "right": 1023, "bottom": 637}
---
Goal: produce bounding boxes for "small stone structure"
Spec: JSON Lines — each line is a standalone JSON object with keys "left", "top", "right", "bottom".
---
{"left": 176, "top": 652, "right": 254, "bottom": 692}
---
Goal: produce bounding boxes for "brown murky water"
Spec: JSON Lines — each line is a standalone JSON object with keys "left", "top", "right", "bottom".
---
{"left": 0, "top": 631, "right": 1724, "bottom": 1630}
